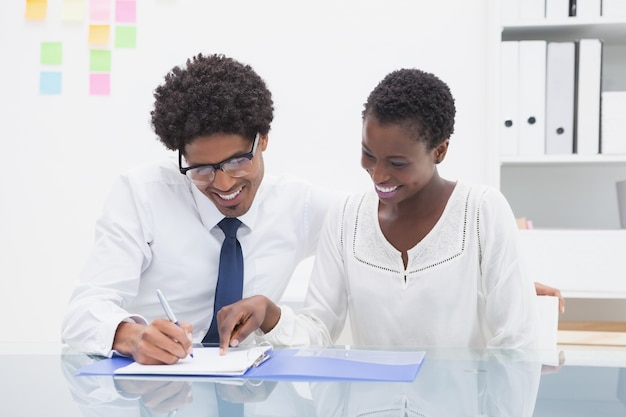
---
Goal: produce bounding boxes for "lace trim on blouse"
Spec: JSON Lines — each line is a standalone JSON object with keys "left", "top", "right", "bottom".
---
{"left": 347, "top": 183, "right": 478, "bottom": 275}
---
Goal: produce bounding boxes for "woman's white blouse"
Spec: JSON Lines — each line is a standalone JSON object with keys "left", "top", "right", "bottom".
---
{"left": 266, "top": 182, "right": 539, "bottom": 348}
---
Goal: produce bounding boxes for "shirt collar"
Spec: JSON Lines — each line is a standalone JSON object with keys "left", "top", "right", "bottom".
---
{"left": 190, "top": 179, "right": 265, "bottom": 232}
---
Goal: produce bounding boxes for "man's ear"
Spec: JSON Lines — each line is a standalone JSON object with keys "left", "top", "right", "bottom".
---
{"left": 434, "top": 139, "right": 450, "bottom": 164}
{"left": 259, "top": 134, "right": 269, "bottom": 152}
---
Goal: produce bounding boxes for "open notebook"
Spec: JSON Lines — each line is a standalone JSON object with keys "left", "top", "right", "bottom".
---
{"left": 115, "top": 345, "right": 271, "bottom": 377}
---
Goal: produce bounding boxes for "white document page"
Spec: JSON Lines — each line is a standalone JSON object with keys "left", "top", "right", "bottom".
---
{"left": 114, "top": 346, "right": 271, "bottom": 376}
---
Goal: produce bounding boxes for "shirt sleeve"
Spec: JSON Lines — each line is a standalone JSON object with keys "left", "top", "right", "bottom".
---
{"left": 61, "top": 174, "right": 153, "bottom": 356}
{"left": 478, "top": 187, "right": 539, "bottom": 349}
{"left": 261, "top": 196, "right": 349, "bottom": 347}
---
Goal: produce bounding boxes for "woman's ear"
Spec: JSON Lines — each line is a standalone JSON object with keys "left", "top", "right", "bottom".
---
{"left": 434, "top": 139, "right": 450, "bottom": 164}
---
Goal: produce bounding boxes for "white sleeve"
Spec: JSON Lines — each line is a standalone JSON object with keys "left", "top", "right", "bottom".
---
{"left": 61, "top": 174, "right": 152, "bottom": 356}
{"left": 260, "top": 197, "right": 349, "bottom": 346}
{"left": 479, "top": 188, "right": 539, "bottom": 348}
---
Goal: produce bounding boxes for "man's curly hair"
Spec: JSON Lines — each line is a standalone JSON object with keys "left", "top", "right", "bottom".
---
{"left": 150, "top": 53, "right": 274, "bottom": 151}
{"left": 362, "top": 69, "right": 455, "bottom": 150}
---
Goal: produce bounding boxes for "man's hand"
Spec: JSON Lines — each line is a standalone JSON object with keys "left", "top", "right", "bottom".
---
{"left": 112, "top": 318, "right": 194, "bottom": 364}
{"left": 534, "top": 281, "right": 565, "bottom": 314}
{"left": 216, "top": 295, "right": 281, "bottom": 355}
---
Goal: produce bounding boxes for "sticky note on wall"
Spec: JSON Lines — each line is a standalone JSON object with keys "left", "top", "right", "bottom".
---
{"left": 88, "top": 24, "right": 110, "bottom": 45}
{"left": 40, "top": 71, "right": 62, "bottom": 95}
{"left": 115, "top": 0, "right": 137, "bottom": 23}
{"left": 90, "top": 0, "right": 111, "bottom": 21}
{"left": 114, "top": 26, "right": 136, "bottom": 48}
{"left": 89, "top": 73, "right": 110, "bottom": 96}
{"left": 40, "top": 42, "right": 63, "bottom": 65}
{"left": 89, "top": 49, "right": 111, "bottom": 72}
{"left": 25, "top": 0, "right": 47, "bottom": 20}
{"left": 62, "top": 0, "right": 86, "bottom": 22}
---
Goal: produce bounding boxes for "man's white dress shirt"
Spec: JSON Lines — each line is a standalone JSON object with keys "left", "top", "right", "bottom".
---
{"left": 61, "top": 157, "right": 333, "bottom": 356}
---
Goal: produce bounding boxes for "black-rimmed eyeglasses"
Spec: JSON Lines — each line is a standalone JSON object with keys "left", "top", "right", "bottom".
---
{"left": 179, "top": 133, "right": 260, "bottom": 186}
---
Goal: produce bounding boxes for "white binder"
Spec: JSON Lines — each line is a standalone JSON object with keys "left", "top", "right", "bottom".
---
{"left": 601, "top": 91, "right": 626, "bottom": 154}
{"left": 602, "top": 0, "right": 626, "bottom": 17}
{"left": 518, "top": 40, "right": 547, "bottom": 156}
{"left": 545, "top": 42, "right": 576, "bottom": 155}
{"left": 545, "top": 0, "right": 571, "bottom": 17}
{"left": 575, "top": 39, "right": 602, "bottom": 155}
{"left": 576, "top": 0, "right": 601, "bottom": 17}
{"left": 500, "top": 41, "right": 520, "bottom": 156}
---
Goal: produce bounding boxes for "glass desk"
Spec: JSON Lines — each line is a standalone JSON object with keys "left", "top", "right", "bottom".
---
{"left": 2, "top": 343, "right": 626, "bottom": 416}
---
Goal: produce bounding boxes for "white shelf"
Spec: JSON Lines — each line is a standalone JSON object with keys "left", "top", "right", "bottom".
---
{"left": 497, "top": 5, "right": 626, "bottom": 300}
{"left": 518, "top": 229, "right": 626, "bottom": 298}
{"left": 501, "top": 154, "right": 626, "bottom": 165}
{"left": 502, "top": 18, "right": 626, "bottom": 42}
{"left": 561, "top": 290, "right": 626, "bottom": 299}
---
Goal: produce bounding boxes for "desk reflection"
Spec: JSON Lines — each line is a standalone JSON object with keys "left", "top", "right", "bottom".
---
{"left": 60, "top": 350, "right": 541, "bottom": 417}
{"left": 309, "top": 350, "right": 542, "bottom": 417}
{"left": 60, "top": 353, "right": 316, "bottom": 417}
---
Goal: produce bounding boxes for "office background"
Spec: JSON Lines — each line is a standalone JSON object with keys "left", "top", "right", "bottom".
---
{"left": 0, "top": 0, "right": 498, "bottom": 343}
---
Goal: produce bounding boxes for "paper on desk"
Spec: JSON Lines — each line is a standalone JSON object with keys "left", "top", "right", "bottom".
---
{"left": 114, "top": 346, "right": 271, "bottom": 376}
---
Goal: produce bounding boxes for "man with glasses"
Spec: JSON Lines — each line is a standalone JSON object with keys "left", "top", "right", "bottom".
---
{"left": 61, "top": 53, "right": 334, "bottom": 365}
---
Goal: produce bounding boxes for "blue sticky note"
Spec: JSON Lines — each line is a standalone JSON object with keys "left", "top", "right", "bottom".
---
{"left": 39, "top": 71, "right": 62, "bottom": 95}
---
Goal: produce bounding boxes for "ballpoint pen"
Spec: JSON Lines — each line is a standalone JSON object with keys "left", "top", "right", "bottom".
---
{"left": 156, "top": 289, "right": 194, "bottom": 358}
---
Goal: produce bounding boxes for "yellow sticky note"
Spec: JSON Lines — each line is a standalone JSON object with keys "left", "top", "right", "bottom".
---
{"left": 62, "top": 0, "right": 85, "bottom": 21}
{"left": 25, "top": 0, "right": 47, "bottom": 20}
{"left": 40, "top": 42, "right": 63, "bottom": 65}
{"left": 88, "top": 24, "right": 110, "bottom": 45}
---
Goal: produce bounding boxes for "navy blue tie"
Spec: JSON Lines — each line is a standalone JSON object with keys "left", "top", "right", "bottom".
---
{"left": 203, "top": 217, "right": 243, "bottom": 344}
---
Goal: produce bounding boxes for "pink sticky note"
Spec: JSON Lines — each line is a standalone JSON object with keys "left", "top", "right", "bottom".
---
{"left": 115, "top": 0, "right": 136, "bottom": 23}
{"left": 90, "top": 72, "right": 110, "bottom": 96}
{"left": 90, "top": 0, "right": 110, "bottom": 21}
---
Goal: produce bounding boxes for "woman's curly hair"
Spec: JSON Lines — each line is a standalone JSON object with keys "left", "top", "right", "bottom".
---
{"left": 151, "top": 53, "right": 274, "bottom": 151}
{"left": 362, "top": 68, "right": 455, "bottom": 150}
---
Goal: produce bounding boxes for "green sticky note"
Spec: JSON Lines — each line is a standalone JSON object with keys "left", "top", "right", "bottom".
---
{"left": 115, "top": 26, "right": 136, "bottom": 48}
{"left": 41, "top": 42, "right": 62, "bottom": 65}
{"left": 90, "top": 49, "right": 111, "bottom": 72}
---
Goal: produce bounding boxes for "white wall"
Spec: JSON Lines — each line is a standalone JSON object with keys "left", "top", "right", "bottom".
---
{"left": 0, "top": 0, "right": 497, "bottom": 343}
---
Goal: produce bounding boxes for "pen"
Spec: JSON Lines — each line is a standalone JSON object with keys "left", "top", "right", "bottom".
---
{"left": 156, "top": 289, "right": 194, "bottom": 358}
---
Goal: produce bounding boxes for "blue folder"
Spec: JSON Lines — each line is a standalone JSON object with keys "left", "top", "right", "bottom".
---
{"left": 77, "top": 348, "right": 425, "bottom": 382}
